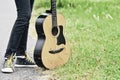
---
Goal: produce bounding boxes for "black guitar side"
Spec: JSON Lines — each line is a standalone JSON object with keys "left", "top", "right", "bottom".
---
{"left": 34, "top": 12, "right": 49, "bottom": 68}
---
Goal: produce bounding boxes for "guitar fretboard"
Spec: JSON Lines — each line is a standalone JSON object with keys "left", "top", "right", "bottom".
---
{"left": 51, "top": 0, "right": 57, "bottom": 27}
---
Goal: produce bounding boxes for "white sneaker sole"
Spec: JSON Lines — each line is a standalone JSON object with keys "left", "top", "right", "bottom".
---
{"left": 15, "top": 64, "right": 37, "bottom": 68}
{"left": 1, "top": 68, "right": 14, "bottom": 73}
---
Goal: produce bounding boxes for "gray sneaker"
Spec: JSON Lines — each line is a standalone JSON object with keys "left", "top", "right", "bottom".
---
{"left": 1, "top": 55, "right": 15, "bottom": 73}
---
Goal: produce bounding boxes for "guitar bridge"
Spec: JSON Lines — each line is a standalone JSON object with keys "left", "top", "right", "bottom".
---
{"left": 49, "top": 48, "right": 64, "bottom": 54}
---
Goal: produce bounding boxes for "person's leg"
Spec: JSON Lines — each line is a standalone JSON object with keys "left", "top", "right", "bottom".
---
{"left": 4, "top": 0, "right": 33, "bottom": 58}
{"left": 2, "top": 0, "right": 35, "bottom": 73}
{"left": 16, "top": 0, "right": 34, "bottom": 56}
{"left": 14, "top": 0, "right": 36, "bottom": 68}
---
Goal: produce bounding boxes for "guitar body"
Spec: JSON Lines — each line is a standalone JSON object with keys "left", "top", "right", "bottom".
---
{"left": 34, "top": 0, "right": 70, "bottom": 69}
{"left": 34, "top": 13, "right": 70, "bottom": 69}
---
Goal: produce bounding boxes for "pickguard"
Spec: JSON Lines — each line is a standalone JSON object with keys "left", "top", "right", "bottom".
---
{"left": 57, "top": 25, "right": 66, "bottom": 45}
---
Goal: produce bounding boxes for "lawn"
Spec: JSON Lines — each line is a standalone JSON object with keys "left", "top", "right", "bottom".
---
{"left": 30, "top": 0, "right": 120, "bottom": 80}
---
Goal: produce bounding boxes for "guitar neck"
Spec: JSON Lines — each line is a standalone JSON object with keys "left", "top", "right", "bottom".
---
{"left": 51, "top": 0, "right": 57, "bottom": 27}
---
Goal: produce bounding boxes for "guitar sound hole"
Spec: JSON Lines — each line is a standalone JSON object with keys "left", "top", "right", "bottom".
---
{"left": 52, "top": 27, "right": 58, "bottom": 36}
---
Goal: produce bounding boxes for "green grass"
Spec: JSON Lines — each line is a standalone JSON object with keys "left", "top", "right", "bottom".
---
{"left": 31, "top": 0, "right": 120, "bottom": 80}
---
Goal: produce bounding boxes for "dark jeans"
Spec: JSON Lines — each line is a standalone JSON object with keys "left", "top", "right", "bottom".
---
{"left": 5, "top": 0, "right": 34, "bottom": 57}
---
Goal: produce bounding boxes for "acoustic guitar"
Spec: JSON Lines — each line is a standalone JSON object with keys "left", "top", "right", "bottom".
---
{"left": 34, "top": 0, "right": 70, "bottom": 69}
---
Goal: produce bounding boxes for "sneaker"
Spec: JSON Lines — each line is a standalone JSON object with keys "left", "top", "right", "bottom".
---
{"left": 15, "top": 54, "right": 37, "bottom": 68}
{"left": 1, "top": 54, "right": 15, "bottom": 73}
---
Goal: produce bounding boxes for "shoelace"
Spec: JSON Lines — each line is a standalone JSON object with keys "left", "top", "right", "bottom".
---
{"left": 4, "top": 54, "right": 14, "bottom": 68}
{"left": 25, "top": 54, "right": 34, "bottom": 63}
